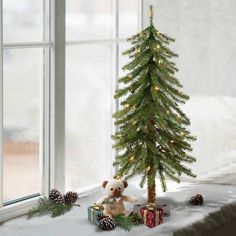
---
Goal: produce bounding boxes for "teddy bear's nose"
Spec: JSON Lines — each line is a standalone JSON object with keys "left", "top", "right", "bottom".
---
{"left": 115, "top": 189, "right": 118, "bottom": 192}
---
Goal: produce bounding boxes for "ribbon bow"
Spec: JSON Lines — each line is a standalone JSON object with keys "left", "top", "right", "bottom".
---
{"left": 146, "top": 203, "right": 157, "bottom": 210}
{"left": 93, "top": 203, "right": 104, "bottom": 210}
{"left": 102, "top": 196, "right": 117, "bottom": 205}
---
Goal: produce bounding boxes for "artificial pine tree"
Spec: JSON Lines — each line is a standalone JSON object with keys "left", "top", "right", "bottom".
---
{"left": 112, "top": 6, "right": 196, "bottom": 204}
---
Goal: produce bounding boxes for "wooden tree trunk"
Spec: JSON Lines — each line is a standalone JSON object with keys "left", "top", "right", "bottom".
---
{"left": 147, "top": 168, "right": 156, "bottom": 204}
{"left": 147, "top": 117, "right": 156, "bottom": 204}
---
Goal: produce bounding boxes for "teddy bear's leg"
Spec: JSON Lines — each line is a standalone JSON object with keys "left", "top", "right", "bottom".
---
{"left": 104, "top": 208, "right": 114, "bottom": 218}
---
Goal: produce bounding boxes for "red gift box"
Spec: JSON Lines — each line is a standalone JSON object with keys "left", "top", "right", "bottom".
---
{"left": 140, "top": 205, "right": 163, "bottom": 228}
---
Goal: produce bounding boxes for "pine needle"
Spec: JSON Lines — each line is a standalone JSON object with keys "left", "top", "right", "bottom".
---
{"left": 113, "top": 214, "right": 133, "bottom": 231}
{"left": 27, "top": 197, "right": 75, "bottom": 219}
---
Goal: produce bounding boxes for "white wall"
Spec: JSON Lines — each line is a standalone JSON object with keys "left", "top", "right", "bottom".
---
{"left": 143, "top": 0, "right": 236, "bottom": 96}
{"left": 143, "top": 0, "right": 236, "bottom": 179}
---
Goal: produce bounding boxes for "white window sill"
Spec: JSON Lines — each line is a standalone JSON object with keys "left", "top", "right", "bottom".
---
{"left": 0, "top": 185, "right": 101, "bottom": 224}
{"left": 0, "top": 181, "right": 236, "bottom": 236}
{"left": 0, "top": 196, "right": 40, "bottom": 223}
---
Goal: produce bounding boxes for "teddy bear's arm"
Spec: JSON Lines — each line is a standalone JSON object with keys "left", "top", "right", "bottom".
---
{"left": 122, "top": 195, "right": 138, "bottom": 203}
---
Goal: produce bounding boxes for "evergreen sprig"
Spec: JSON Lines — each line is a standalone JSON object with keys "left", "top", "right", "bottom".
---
{"left": 113, "top": 213, "right": 143, "bottom": 231}
{"left": 27, "top": 197, "right": 74, "bottom": 219}
{"left": 113, "top": 214, "right": 133, "bottom": 231}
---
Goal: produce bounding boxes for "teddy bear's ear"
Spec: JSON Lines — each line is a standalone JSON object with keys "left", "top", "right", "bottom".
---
{"left": 123, "top": 180, "right": 128, "bottom": 188}
{"left": 102, "top": 181, "right": 108, "bottom": 188}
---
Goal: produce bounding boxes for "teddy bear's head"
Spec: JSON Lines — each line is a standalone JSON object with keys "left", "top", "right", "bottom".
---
{"left": 102, "top": 179, "right": 128, "bottom": 197}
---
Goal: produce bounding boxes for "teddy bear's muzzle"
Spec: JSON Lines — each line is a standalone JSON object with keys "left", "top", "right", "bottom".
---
{"left": 112, "top": 189, "right": 121, "bottom": 197}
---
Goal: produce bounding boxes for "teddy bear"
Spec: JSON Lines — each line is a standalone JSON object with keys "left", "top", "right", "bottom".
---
{"left": 96, "top": 179, "right": 137, "bottom": 217}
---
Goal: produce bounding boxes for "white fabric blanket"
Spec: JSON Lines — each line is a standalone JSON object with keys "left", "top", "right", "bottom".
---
{"left": 0, "top": 181, "right": 236, "bottom": 236}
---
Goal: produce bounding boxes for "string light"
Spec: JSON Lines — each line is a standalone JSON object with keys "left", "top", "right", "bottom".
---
{"left": 132, "top": 120, "right": 137, "bottom": 125}
{"left": 156, "top": 45, "right": 160, "bottom": 49}
{"left": 170, "top": 140, "right": 175, "bottom": 144}
{"left": 161, "top": 149, "right": 166, "bottom": 153}
{"left": 157, "top": 31, "right": 160, "bottom": 36}
{"left": 129, "top": 156, "right": 135, "bottom": 161}
{"left": 115, "top": 175, "right": 121, "bottom": 180}
{"left": 136, "top": 48, "right": 141, "bottom": 53}
{"left": 158, "top": 59, "right": 163, "bottom": 64}
{"left": 154, "top": 86, "right": 160, "bottom": 91}
{"left": 180, "top": 131, "right": 185, "bottom": 136}
{"left": 125, "top": 104, "right": 130, "bottom": 108}
{"left": 146, "top": 166, "right": 151, "bottom": 171}
{"left": 166, "top": 110, "right": 170, "bottom": 114}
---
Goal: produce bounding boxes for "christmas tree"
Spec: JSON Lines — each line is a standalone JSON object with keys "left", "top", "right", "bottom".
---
{"left": 112, "top": 6, "right": 196, "bottom": 204}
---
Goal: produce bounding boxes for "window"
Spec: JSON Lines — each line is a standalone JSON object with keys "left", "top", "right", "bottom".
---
{"left": 0, "top": 0, "right": 55, "bottom": 209}
{"left": 65, "top": 0, "right": 141, "bottom": 191}
{"left": 1, "top": 0, "right": 48, "bottom": 204}
{"left": 0, "top": 0, "right": 142, "bottom": 216}
{"left": 3, "top": 48, "right": 43, "bottom": 202}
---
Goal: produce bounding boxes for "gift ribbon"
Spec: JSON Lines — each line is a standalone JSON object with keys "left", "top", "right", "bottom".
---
{"left": 146, "top": 203, "right": 157, "bottom": 210}
{"left": 93, "top": 203, "right": 104, "bottom": 210}
{"left": 102, "top": 196, "right": 117, "bottom": 205}
{"left": 143, "top": 209, "right": 147, "bottom": 225}
{"left": 155, "top": 210, "right": 159, "bottom": 224}
{"left": 90, "top": 208, "right": 94, "bottom": 223}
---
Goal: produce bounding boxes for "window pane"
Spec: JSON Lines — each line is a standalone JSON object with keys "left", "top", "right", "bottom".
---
{"left": 66, "top": 44, "right": 113, "bottom": 191}
{"left": 119, "top": 0, "right": 139, "bottom": 38}
{"left": 66, "top": 0, "right": 113, "bottom": 40}
{"left": 3, "top": 0, "right": 43, "bottom": 42}
{"left": 119, "top": 42, "right": 130, "bottom": 77}
{"left": 3, "top": 48, "right": 42, "bottom": 202}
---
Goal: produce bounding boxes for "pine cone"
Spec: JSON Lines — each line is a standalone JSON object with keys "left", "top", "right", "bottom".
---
{"left": 189, "top": 193, "right": 204, "bottom": 206}
{"left": 97, "top": 214, "right": 116, "bottom": 231}
{"left": 96, "top": 213, "right": 105, "bottom": 222}
{"left": 64, "top": 191, "right": 78, "bottom": 205}
{"left": 49, "top": 189, "right": 64, "bottom": 204}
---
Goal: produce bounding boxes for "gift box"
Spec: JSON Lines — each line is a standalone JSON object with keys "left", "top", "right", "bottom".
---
{"left": 159, "top": 204, "right": 170, "bottom": 217}
{"left": 133, "top": 203, "right": 170, "bottom": 217}
{"left": 133, "top": 204, "right": 145, "bottom": 214}
{"left": 140, "top": 204, "right": 163, "bottom": 228}
{"left": 88, "top": 204, "right": 104, "bottom": 226}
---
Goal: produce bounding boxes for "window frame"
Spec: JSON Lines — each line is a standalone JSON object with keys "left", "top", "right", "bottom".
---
{"left": 0, "top": 0, "right": 143, "bottom": 222}
{"left": 0, "top": 0, "right": 65, "bottom": 221}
